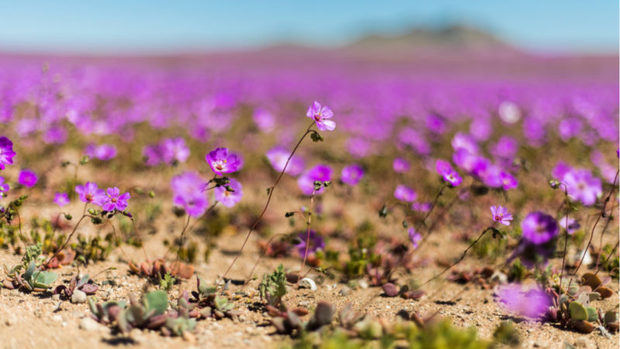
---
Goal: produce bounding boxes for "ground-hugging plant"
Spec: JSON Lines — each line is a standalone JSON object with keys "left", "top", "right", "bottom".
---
{"left": 89, "top": 290, "right": 197, "bottom": 337}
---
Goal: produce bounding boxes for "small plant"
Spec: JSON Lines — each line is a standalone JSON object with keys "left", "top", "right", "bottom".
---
{"left": 89, "top": 290, "right": 197, "bottom": 337}
{"left": 268, "top": 301, "right": 335, "bottom": 337}
{"left": 54, "top": 274, "right": 99, "bottom": 299}
{"left": 2, "top": 243, "right": 58, "bottom": 292}
{"left": 128, "top": 258, "right": 194, "bottom": 285}
{"left": 186, "top": 277, "right": 237, "bottom": 320}
{"left": 258, "top": 264, "right": 287, "bottom": 307}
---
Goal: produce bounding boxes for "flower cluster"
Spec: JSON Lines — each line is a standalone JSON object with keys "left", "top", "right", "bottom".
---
{"left": 143, "top": 138, "right": 190, "bottom": 166}
{"left": 75, "top": 182, "right": 130, "bottom": 212}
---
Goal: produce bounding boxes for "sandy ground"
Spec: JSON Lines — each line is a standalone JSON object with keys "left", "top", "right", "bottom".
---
{"left": 0, "top": 224, "right": 617, "bottom": 349}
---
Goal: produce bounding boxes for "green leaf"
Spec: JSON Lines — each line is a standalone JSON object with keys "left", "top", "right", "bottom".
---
{"left": 586, "top": 307, "right": 598, "bottom": 322}
{"left": 32, "top": 271, "right": 58, "bottom": 288}
{"left": 144, "top": 290, "right": 168, "bottom": 316}
{"left": 569, "top": 302, "right": 588, "bottom": 321}
{"left": 214, "top": 296, "right": 233, "bottom": 311}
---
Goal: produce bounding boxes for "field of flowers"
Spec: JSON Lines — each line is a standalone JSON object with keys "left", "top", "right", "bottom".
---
{"left": 0, "top": 51, "right": 617, "bottom": 348}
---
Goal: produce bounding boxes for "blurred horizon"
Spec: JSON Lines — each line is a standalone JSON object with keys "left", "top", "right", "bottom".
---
{"left": 0, "top": 1, "right": 617, "bottom": 56}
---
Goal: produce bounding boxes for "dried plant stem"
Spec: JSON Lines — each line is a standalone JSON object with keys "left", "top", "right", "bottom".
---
{"left": 223, "top": 121, "right": 315, "bottom": 281}
{"left": 572, "top": 170, "right": 618, "bottom": 276}
{"left": 557, "top": 183, "right": 570, "bottom": 289}
{"left": 299, "top": 189, "right": 317, "bottom": 280}
{"left": 594, "top": 239, "right": 619, "bottom": 276}
{"left": 46, "top": 206, "right": 88, "bottom": 266}
{"left": 420, "top": 226, "right": 492, "bottom": 288}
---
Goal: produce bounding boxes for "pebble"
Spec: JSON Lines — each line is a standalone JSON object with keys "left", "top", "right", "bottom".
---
{"left": 299, "top": 278, "right": 317, "bottom": 291}
{"left": 5, "top": 314, "right": 16, "bottom": 326}
{"left": 71, "top": 290, "right": 87, "bottom": 304}
{"left": 339, "top": 286, "right": 352, "bottom": 296}
{"left": 358, "top": 280, "right": 369, "bottom": 289}
{"left": 79, "top": 317, "right": 101, "bottom": 332}
{"left": 52, "top": 314, "right": 63, "bottom": 323}
{"left": 574, "top": 338, "right": 594, "bottom": 349}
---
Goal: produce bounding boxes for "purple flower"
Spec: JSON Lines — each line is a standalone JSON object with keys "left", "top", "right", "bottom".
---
{"left": 500, "top": 171, "right": 518, "bottom": 190}
{"left": 451, "top": 132, "right": 479, "bottom": 155}
{"left": 75, "top": 182, "right": 105, "bottom": 205}
{"left": 490, "top": 205, "right": 513, "bottom": 226}
{"left": 161, "top": 138, "right": 190, "bottom": 164}
{"left": 521, "top": 212, "right": 559, "bottom": 245}
{"left": 341, "top": 164, "right": 364, "bottom": 186}
{"left": 491, "top": 136, "right": 518, "bottom": 159}
{"left": 411, "top": 202, "right": 431, "bottom": 212}
{"left": 394, "top": 185, "right": 417, "bottom": 202}
{"left": 85, "top": 143, "right": 117, "bottom": 161}
{"left": 392, "top": 158, "right": 410, "bottom": 173}
{"left": 171, "top": 172, "right": 208, "bottom": 217}
{"left": 143, "top": 144, "right": 163, "bottom": 166}
{"left": 298, "top": 164, "right": 332, "bottom": 195}
{"left": 253, "top": 108, "right": 275, "bottom": 132}
{"left": 562, "top": 168, "right": 602, "bottom": 206}
{"left": 100, "top": 187, "right": 130, "bottom": 211}
{"left": 266, "top": 147, "right": 304, "bottom": 176}
{"left": 296, "top": 230, "right": 325, "bottom": 258}
{"left": 306, "top": 101, "right": 335, "bottom": 131}
{"left": 18, "top": 169, "right": 37, "bottom": 188}
{"left": 54, "top": 192, "right": 70, "bottom": 207}
{"left": 496, "top": 283, "right": 551, "bottom": 320}
{"left": 0, "top": 137, "right": 16, "bottom": 170}
{"left": 0, "top": 176, "right": 9, "bottom": 197}
{"left": 436, "top": 159, "right": 462, "bottom": 187}
{"left": 214, "top": 178, "right": 243, "bottom": 208}
{"left": 206, "top": 147, "right": 243, "bottom": 175}
{"left": 559, "top": 216, "right": 580, "bottom": 235}
{"left": 551, "top": 161, "right": 571, "bottom": 181}
{"left": 408, "top": 228, "right": 422, "bottom": 249}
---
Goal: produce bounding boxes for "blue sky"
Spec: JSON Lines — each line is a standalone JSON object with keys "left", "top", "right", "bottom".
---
{"left": 0, "top": 1, "right": 617, "bottom": 54}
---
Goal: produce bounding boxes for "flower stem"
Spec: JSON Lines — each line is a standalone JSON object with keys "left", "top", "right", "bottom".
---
{"left": 299, "top": 188, "right": 317, "bottom": 280}
{"left": 419, "top": 226, "right": 492, "bottom": 288}
{"left": 223, "top": 121, "right": 315, "bottom": 281}
{"left": 572, "top": 170, "right": 618, "bottom": 276}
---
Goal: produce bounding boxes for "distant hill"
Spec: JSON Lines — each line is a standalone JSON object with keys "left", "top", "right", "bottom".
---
{"left": 342, "top": 24, "right": 523, "bottom": 58}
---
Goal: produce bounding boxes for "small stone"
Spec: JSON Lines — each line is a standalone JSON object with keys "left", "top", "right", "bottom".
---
{"left": 574, "top": 337, "right": 594, "bottom": 349}
{"left": 490, "top": 271, "right": 507, "bottom": 284}
{"left": 79, "top": 317, "right": 101, "bottom": 332}
{"left": 5, "top": 314, "right": 16, "bottom": 326}
{"left": 71, "top": 290, "right": 87, "bottom": 304}
{"left": 52, "top": 294, "right": 60, "bottom": 301}
{"left": 339, "top": 286, "right": 352, "bottom": 296}
{"left": 52, "top": 314, "right": 63, "bottom": 323}
{"left": 358, "top": 280, "right": 369, "bottom": 289}
{"left": 299, "top": 278, "right": 317, "bottom": 291}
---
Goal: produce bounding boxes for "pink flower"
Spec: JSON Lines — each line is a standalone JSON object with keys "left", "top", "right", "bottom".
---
{"left": 394, "top": 185, "right": 417, "bottom": 202}
{"left": 75, "top": 182, "right": 105, "bottom": 205}
{"left": 393, "top": 158, "right": 410, "bottom": 173}
{"left": 490, "top": 205, "right": 513, "bottom": 226}
{"left": 54, "top": 192, "right": 70, "bottom": 207}
{"left": 341, "top": 164, "right": 364, "bottom": 186}
{"left": 0, "top": 137, "right": 16, "bottom": 170}
{"left": 214, "top": 178, "right": 243, "bottom": 208}
{"left": 171, "top": 172, "right": 208, "bottom": 217}
{"left": 100, "top": 187, "right": 130, "bottom": 211}
{"left": 306, "top": 101, "right": 335, "bottom": 131}
{"left": 18, "top": 169, "right": 38, "bottom": 188}
{"left": 205, "top": 147, "right": 243, "bottom": 175}
{"left": 408, "top": 228, "right": 422, "bottom": 249}
{"left": 298, "top": 164, "right": 332, "bottom": 195}
{"left": 496, "top": 283, "right": 551, "bottom": 320}
{"left": 436, "top": 159, "right": 462, "bottom": 187}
